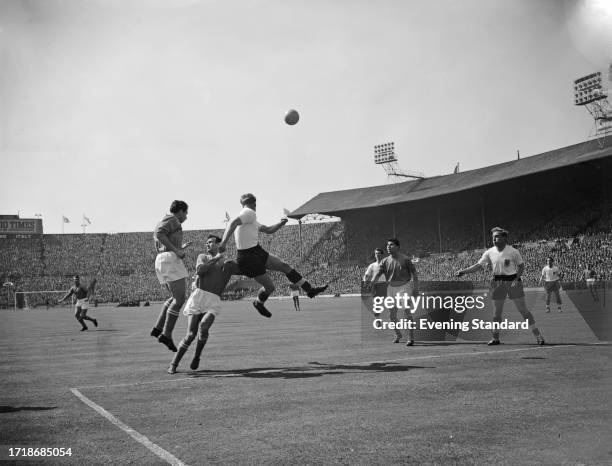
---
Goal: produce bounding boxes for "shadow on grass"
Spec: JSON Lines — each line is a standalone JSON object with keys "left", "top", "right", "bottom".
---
{"left": 188, "top": 362, "right": 433, "bottom": 379}
{"left": 0, "top": 406, "right": 57, "bottom": 413}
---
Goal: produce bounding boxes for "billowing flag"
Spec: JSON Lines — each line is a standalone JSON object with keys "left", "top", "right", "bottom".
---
{"left": 223, "top": 212, "right": 230, "bottom": 223}
{"left": 83, "top": 214, "right": 91, "bottom": 225}
{"left": 453, "top": 163, "right": 459, "bottom": 174}
{"left": 283, "top": 208, "right": 291, "bottom": 216}
{"left": 63, "top": 216, "right": 70, "bottom": 223}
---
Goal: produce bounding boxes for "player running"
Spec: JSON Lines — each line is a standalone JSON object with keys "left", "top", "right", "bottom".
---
{"left": 219, "top": 193, "right": 328, "bottom": 317}
{"left": 58, "top": 275, "right": 98, "bottom": 331}
{"left": 539, "top": 256, "right": 563, "bottom": 312}
{"left": 456, "top": 227, "right": 545, "bottom": 346}
{"left": 168, "top": 235, "right": 240, "bottom": 374}
{"left": 151, "top": 200, "right": 192, "bottom": 352}
{"left": 372, "top": 239, "right": 419, "bottom": 346}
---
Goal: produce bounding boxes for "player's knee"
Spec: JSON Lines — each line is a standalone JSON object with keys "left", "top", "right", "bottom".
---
{"left": 185, "top": 330, "right": 197, "bottom": 344}
{"left": 264, "top": 283, "right": 275, "bottom": 294}
{"left": 286, "top": 269, "right": 302, "bottom": 284}
{"left": 174, "top": 296, "right": 186, "bottom": 308}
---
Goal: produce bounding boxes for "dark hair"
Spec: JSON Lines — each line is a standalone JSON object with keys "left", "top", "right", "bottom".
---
{"left": 387, "top": 238, "right": 400, "bottom": 247}
{"left": 547, "top": 256, "right": 553, "bottom": 261}
{"left": 73, "top": 275, "right": 80, "bottom": 279}
{"left": 170, "top": 200, "right": 188, "bottom": 213}
{"left": 375, "top": 248, "right": 384, "bottom": 253}
{"left": 208, "top": 234, "right": 222, "bottom": 243}
{"left": 490, "top": 227, "right": 508, "bottom": 237}
{"left": 240, "top": 193, "right": 256, "bottom": 206}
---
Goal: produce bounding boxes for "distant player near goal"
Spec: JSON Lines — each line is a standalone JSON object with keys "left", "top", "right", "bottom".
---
{"left": 289, "top": 283, "right": 301, "bottom": 311}
{"left": 150, "top": 200, "right": 193, "bottom": 352}
{"left": 583, "top": 264, "right": 599, "bottom": 302}
{"left": 539, "top": 256, "right": 563, "bottom": 313}
{"left": 456, "top": 227, "right": 545, "bottom": 346}
{"left": 57, "top": 275, "right": 98, "bottom": 331}
{"left": 219, "top": 193, "right": 328, "bottom": 317}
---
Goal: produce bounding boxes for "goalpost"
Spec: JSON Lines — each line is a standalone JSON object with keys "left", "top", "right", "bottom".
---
{"left": 13, "top": 291, "right": 74, "bottom": 311}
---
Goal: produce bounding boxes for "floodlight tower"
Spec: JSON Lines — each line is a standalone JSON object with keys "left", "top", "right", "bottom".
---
{"left": 373, "top": 142, "right": 425, "bottom": 182}
{"left": 574, "top": 66, "right": 612, "bottom": 147}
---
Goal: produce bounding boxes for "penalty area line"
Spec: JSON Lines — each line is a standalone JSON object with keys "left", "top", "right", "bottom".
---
{"left": 70, "top": 388, "right": 189, "bottom": 466}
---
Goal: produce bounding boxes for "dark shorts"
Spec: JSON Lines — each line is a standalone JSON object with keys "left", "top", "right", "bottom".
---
{"left": 490, "top": 275, "right": 525, "bottom": 300}
{"left": 544, "top": 281, "right": 560, "bottom": 293}
{"left": 236, "top": 245, "right": 270, "bottom": 278}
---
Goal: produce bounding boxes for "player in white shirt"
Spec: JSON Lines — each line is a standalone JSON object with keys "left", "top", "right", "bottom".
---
{"left": 456, "top": 227, "right": 544, "bottom": 346}
{"left": 219, "top": 193, "right": 328, "bottom": 317}
{"left": 363, "top": 248, "right": 387, "bottom": 298}
{"left": 539, "top": 257, "right": 562, "bottom": 312}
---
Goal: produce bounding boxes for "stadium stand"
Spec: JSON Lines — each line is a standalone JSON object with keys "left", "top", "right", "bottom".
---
{"left": 1, "top": 139, "right": 611, "bottom": 307}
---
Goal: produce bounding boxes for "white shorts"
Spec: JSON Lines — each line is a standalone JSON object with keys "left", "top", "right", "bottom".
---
{"left": 75, "top": 298, "right": 88, "bottom": 310}
{"left": 387, "top": 282, "right": 414, "bottom": 310}
{"left": 586, "top": 278, "right": 596, "bottom": 286}
{"left": 155, "top": 252, "right": 189, "bottom": 285}
{"left": 183, "top": 289, "right": 222, "bottom": 317}
{"left": 291, "top": 290, "right": 299, "bottom": 297}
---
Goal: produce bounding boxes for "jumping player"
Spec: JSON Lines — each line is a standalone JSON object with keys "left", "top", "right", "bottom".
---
{"left": 372, "top": 239, "right": 419, "bottom": 346}
{"left": 219, "top": 193, "right": 328, "bottom": 317}
{"left": 58, "top": 275, "right": 98, "bottom": 331}
{"left": 456, "top": 227, "right": 545, "bottom": 346}
{"left": 151, "top": 200, "right": 192, "bottom": 352}
{"left": 168, "top": 235, "right": 240, "bottom": 374}
{"left": 539, "top": 256, "right": 562, "bottom": 312}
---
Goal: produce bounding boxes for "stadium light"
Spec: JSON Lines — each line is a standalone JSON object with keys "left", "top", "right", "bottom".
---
{"left": 373, "top": 141, "right": 425, "bottom": 181}
{"left": 574, "top": 72, "right": 605, "bottom": 106}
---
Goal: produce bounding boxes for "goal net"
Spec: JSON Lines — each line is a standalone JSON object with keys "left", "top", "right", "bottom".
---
{"left": 14, "top": 291, "right": 74, "bottom": 310}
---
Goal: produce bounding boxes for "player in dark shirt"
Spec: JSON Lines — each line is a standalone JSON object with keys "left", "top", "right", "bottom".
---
{"left": 58, "top": 275, "right": 98, "bottom": 331}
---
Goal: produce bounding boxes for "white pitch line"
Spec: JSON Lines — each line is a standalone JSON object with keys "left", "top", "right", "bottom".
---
{"left": 70, "top": 388, "right": 189, "bottom": 466}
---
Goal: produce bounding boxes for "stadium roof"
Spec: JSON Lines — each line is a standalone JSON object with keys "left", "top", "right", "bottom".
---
{"left": 289, "top": 138, "right": 612, "bottom": 218}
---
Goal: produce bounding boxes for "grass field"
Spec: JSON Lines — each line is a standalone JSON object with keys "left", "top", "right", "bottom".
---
{"left": 1, "top": 290, "right": 611, "bottom": 465}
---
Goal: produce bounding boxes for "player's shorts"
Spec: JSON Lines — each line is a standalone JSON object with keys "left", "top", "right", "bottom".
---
{"left": 490, "top": 275, "right": 524, "bottom": 300}
{"left": 291, "top": 290, "right": 299, "bottom": 298}
{"left": 544, "top": 281, "right": 560, "bottom": 292}
{"left": 183, "top": 289, "right": 222, "bottom": 317}
{"left": 387, "top": 282, "right": 414, "bottom": 310}
{"left": 75, "top": 298, "right": 88, "bottom": 310}
{"left": 155, "top": 252, "right": 189, "bottom": 285}
{"left": 586, "top": 278, "right": 596, "bottom": 286}
{"left": 236, "top": 244, "right": 269, "bottom": 278}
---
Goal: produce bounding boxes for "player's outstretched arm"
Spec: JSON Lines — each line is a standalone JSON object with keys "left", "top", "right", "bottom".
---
{"left": 456, "top": 263, "right": 483, "bottom": 277}
{"left": 259, "top": 217, "right": 288, "bottom": 235}
{"left": 219, "top": 218, "right": 242, "bottom": 252}
{"left": 58, "top": 288, "right": 74, "bottom": 303}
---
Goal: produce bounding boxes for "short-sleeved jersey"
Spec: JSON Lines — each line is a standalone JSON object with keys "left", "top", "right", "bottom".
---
{"left": 541, "top": 265, "right": 560, "bottom": 282}
{"left": 363, "top": 261, "right": 386, "bottom": 282}
{"left": 234, "top": 207, "right": 260, "bottom": 250}
{"left": 379, "top": 253, "right": 416, "bottom": 285}
{"left": 154, "top": 214, "right": 183, "bottom": 253}
{"left": 196, "top": 254, "right": 241, "bottom": 297}
{"left": 70, "top": 284, "right": 89, "bottom": 300}
{"left": 584, "top": 269, "right": 596, "bottom": 280}
{"left": 478, "top": 245, "right": 523, "bottom": 276}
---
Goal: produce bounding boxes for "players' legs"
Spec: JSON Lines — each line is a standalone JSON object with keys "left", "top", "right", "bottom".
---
{"left": 545, "top": 288, "right": 552, "bottom": 312}
{"left": 168, "top": 313, "right": 203, "bottom": 373}
{"left": 252, "top": 273, "right": 275, "bottom": 317}
{"left": 81, "top": 307, "right": 97, "bottom": 327}
{"left": 74, "top": 306, "right": 87, "bottom": 331}
{"left": 491, "top": 299, "right": 505, "bottom": 343}
{"left": 191, "top": 312, "right": 216, "bottom": 370}
{"left": 402, "top": 308, "right": 414, "bottom": 344}
{"left": 161, "top": 278, "right": 186, "bottom": 338}
{"left": 266, "top": 254, "right": 327, "bottom": 298}
{"left": 513, "top": 296, "right": 544, "bottom": 343}
{"left": 389, "top": 307, "right": 403, "bottom": 343}
{"left": 294, "top": 296, "right": 300, "bottom": 311}
{"left": 152, "top": 288, "right": 173, "bottom": 337}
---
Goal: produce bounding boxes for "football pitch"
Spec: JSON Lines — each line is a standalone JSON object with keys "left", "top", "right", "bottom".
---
{"left": 1, "top": 291, "right": 611, "bottom": 465}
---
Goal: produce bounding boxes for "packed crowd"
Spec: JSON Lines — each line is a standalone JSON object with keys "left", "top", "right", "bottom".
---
{"left": 1, "top": 204, "right": 610, "bottom": 307}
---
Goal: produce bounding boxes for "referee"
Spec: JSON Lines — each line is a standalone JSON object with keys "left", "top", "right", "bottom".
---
{"left": 456, "top": 227, "right": 545, "bottom": 346}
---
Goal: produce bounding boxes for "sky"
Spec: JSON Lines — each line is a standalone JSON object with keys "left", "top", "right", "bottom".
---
{"left": 1, "top": 0, "right": 611, "bottom": 234}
